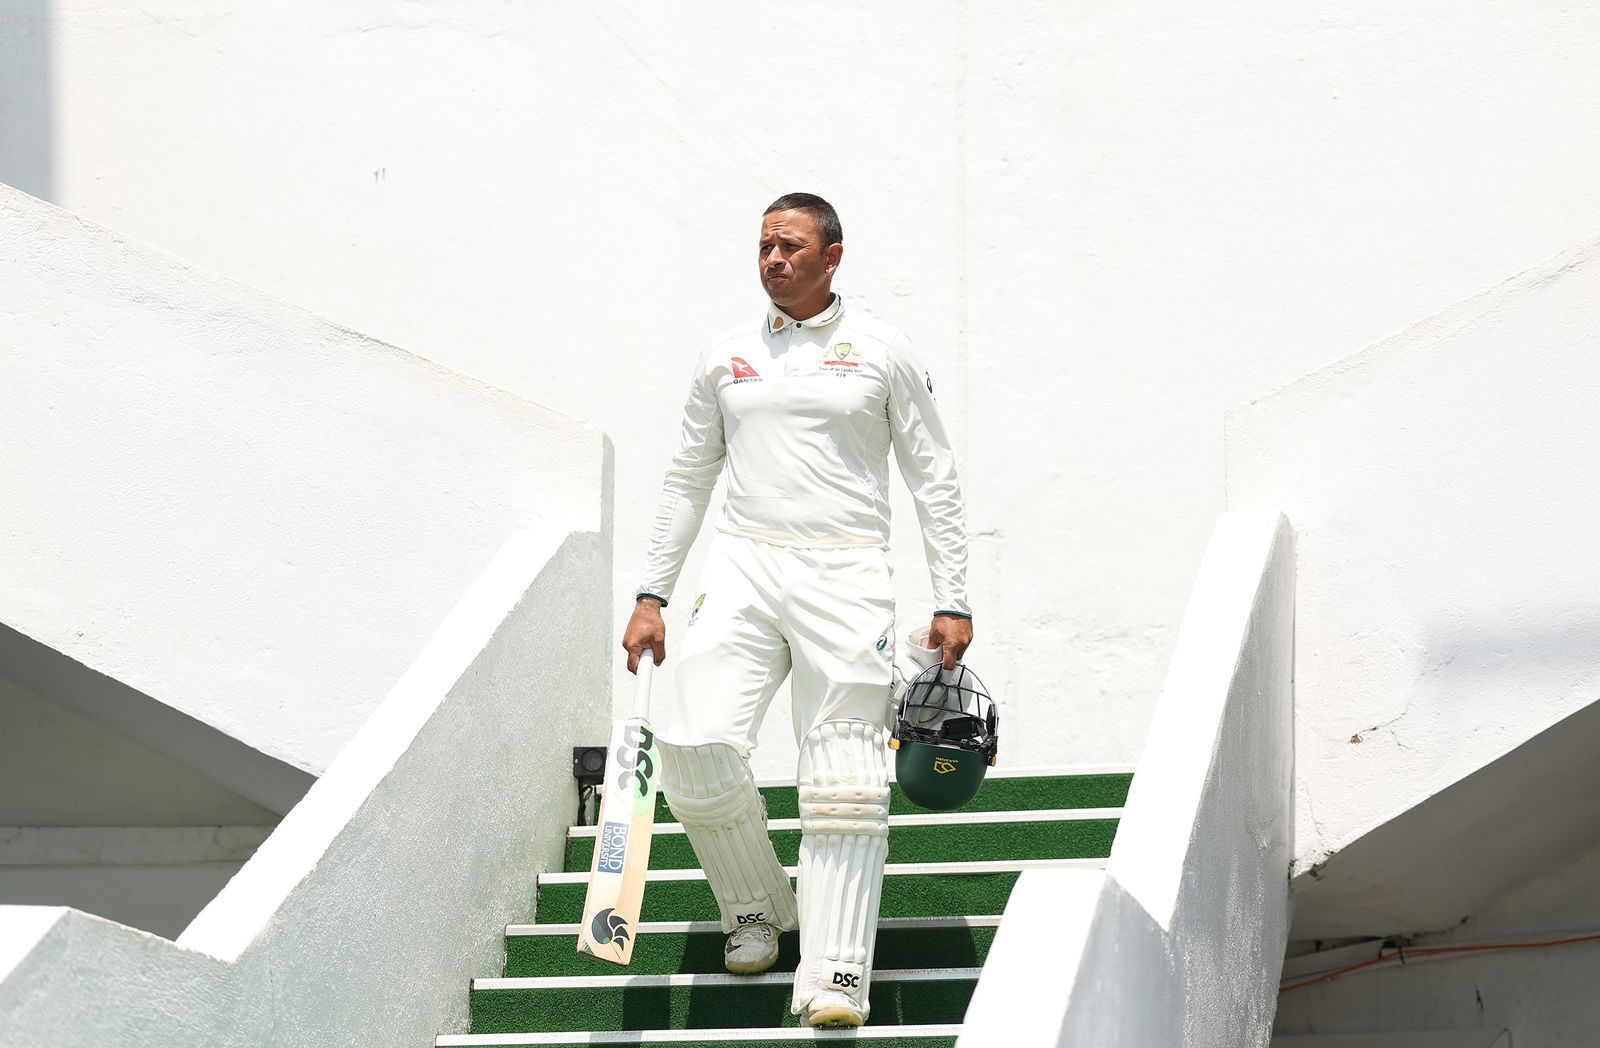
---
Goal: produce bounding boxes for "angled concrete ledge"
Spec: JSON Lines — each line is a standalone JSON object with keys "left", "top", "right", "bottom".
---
{"left": 1290, "top": 693, "right": 1600, "bottom": 940}
{"left": 0, "top": 181, "right": 608, "bottom": 779}
{"left": 962, "top": 511, "right": 1295, "bottom": 1047}
{"left": 1227, "top": 235, "right": 1600, "bottom": 879}
{"left": 0, "top": 525, "right": 612, "bottom": 1047}
{"left": 0, "top": 623, "right": 313, "bottom": 816}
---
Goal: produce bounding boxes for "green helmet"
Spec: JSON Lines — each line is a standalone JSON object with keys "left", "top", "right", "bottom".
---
{"left": 889, "top": 662, "right": 999, "bottom": 812}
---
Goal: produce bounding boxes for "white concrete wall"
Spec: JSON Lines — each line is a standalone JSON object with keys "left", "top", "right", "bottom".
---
{"left": 0, "top": 183, "right": 608, "bottom": 784}
{"left": 962, "top": 511, "right": 1295, "bottom": 1046}
{"left": 1226, "top": 236, "right": 1600, "bottom": 875}
{"left": 0, "top": 676, "right": 280, "bottom": 938}
{"left": 0, "top": 525, "right": 611, "bottom": 1047}
{"left": 0, "top": 850, "right": 259, "bottom": 943}
{"left": 0, "top": 678, "right": 278, "bottom": 828}
{"left": 1283, "top": 694, "right": 1600, "bottom": 943}
{"left": 1274, "top": 1035, "right": 1509, "bottom": 1048}
{"left": 1275, "top": 830, "right": 1600, "bottom": 1042}
{"left": 8, "top": 1, "right": 1599, "bottom": 776}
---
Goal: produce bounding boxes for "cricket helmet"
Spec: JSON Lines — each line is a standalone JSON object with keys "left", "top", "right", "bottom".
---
{"left": 889, "top": 662, "right": 999, "bottom": 812}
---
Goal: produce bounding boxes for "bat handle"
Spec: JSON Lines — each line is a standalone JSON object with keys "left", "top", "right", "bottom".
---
{"left": 633, "top": 648, "right": 654, "bottom": 718}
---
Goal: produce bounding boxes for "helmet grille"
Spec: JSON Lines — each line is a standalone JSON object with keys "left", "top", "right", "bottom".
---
{"left": 894, "top": 662, "right": 999, "bottom": 761}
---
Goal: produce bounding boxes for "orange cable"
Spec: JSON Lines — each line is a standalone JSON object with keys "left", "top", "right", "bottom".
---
{"left": 1279, "top": 933, "right": 1600, "bottom": 993}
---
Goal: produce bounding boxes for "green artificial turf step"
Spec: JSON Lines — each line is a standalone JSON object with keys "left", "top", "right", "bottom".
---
{"left": 434, "top": 768, "right": 1132, "bottom": 1047}
{"left": 468, "top": 969, "right": 980, "bottom": 1034}
{"left": 506, "top": 916, "right": 999, "bottom": 978}
{"left": 565, "top": 808, "right": 1120, "bottom": 873}
{"left": 437, "top": 1024, "right": 960, "bottom": 1046}
{"left": 649, "top": 768, "right": 1133, "bottom": 823}
{"left": 533, "top": 859, "right": 1102, "bottom": 925}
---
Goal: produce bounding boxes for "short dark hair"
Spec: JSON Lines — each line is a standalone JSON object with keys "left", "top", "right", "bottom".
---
{"left": 764, "top": 193, "right": 843, "bottom": 247}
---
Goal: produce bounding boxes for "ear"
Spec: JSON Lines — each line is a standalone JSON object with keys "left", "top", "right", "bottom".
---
{"left": 823, "top": 242, "right": 844, "bottom": 274}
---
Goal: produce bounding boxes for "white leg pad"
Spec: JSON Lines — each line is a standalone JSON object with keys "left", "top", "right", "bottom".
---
{"left": 791, "top": 720, "right": 891, "bottom": 1018}
{"left": 659, "top": 739, "right": 799, "bottom": 934}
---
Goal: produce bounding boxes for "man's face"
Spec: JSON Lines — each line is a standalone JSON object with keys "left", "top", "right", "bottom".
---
{"left": 758, "top": 209, "right": 842, "bottom": 312}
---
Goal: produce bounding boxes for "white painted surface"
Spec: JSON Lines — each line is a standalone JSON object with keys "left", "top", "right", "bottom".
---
{"left": 0, "top": 827, "right": 271, "bottom": 866}
{"left": 0, "top": 665, "right": 279, "bottom": 938}
{"left": 1273, "top": 1035, "right": 1509, "bottom": 1048}
{"left": 1227, "top": 237, "right": 1600, "bottom": 877}
{"left": 0, "top": 526, "right": 611, "bottom": 1046}
{"left": 0, "top": 183, "right": 608, "bottom": 781}
{"left": 0, "top": 862, "right": 250, "bottom": 942}
{"left": 9, "top": 2, "right": 1599, "bottom": 777}
{"left": 0, "top": 828, "right": 259, "bottom": 942}
{"left": 0, "top": 677, "right": 278, "bottom": 827}
{"left": 962, "top": 866, "right": 1108, "bottom": 1042}
{"left": 1275, "top": 830, "right": 1600, "bottom": 1040}
{"left": 0, "top": 622, "right": 314, "bottom": 816}
{"left": 0, "top": 907, "right": 69, "bottom": 983}
{"left": 1286, "top": 695, "right": 1600, "bottom": 940}
{"left": 962, "top": 512, "right": 1295, "bottom": 1047}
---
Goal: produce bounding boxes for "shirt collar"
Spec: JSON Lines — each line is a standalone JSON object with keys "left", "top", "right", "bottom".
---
{"left": 767, "top": 293, "right": 845, "bottom": 334}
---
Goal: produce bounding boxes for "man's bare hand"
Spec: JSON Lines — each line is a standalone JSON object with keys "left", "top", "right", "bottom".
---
{"left": 928, "top": 614, "right": 973, "bottom": 670}
{"left": 623, "top": 598, "right": 668, "bottom": 674}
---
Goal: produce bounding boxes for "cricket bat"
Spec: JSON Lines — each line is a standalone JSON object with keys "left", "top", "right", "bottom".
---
{"left": 576, "top": 649, "right": 660, "bottom": 965}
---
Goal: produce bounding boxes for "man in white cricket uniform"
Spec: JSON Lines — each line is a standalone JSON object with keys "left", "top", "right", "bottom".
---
{"left": 622, "top": 193, "right": 971, "bottom": 1029}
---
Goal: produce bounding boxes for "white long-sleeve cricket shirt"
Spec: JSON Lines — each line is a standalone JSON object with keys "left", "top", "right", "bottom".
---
{"left": 638, "top": 294, "right": 970, "bottom": 617}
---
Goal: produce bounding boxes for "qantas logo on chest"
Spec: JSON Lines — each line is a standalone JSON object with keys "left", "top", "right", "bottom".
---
{"left": 730, "top": 357, "right": 761, "bottom": 379}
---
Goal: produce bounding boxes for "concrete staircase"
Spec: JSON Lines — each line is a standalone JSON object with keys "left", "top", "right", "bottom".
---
{"left": 436, "top": 767, "right": 1130, "bottom": 1046}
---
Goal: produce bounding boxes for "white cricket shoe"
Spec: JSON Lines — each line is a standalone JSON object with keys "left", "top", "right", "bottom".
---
{"left": 723, "top": 922, "right": 779, "bottom": 973}
{"left": 803, "top": 988, "right": 866, "bottom": 1029}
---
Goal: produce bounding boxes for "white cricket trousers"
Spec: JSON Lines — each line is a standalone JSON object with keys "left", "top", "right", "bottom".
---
{"left": 665, "top": 533, "right": 895, "bottom": 747}
{"left": 658, "top": 533, "right": 897, "bottom": 1018}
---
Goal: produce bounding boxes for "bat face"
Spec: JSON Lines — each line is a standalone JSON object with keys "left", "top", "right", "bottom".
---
{"left": 576, "top": 716, "right": 659, "bottom": 964}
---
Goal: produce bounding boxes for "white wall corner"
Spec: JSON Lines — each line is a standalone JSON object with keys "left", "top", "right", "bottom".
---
{"left": 1224, "top": 234, "right": 1600, "bottom": 886}
{"left": 1, "top": 181, "right": 610, "bottom": 783}
{"left": 0, "top": 907, "right": 70, "bottom": 982}
{"left": 960, "top": 512, "right": 1295, "bottom": 1047}
{"left": 0, "top": 524, "right": 612, "bottom": 1047}
{"left": 959, "top": 868, "right": 1108, "bottom": 1047}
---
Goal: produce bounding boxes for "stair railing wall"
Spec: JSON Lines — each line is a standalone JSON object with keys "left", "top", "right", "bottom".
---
{"left": 0, "top": 525, "right": 611, "bottom": 1048}
{"left": 963, "top": 511, "right": 1295, "bottom": 1047}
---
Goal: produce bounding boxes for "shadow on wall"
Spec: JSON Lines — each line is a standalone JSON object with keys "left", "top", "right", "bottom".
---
{"left": 0, "top": 0, "right": 51, "bottom": 199}
{"left": 1418, "top": 614, "right": 1600, "bottom": 677}
{"left": 1291, "top": 683, "right": 1600, "bottom": 941}
{"left": 1400, "top": 612, "right": 1600, "bottom": 727}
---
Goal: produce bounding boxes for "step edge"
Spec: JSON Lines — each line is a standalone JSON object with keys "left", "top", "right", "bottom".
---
{"left": 506, "top": 915, "right": 1004, "bottom": 937}
{"left": 473, "top": 967, "right": 985, "bottom": 991}
{"left": 568, "top": 807, "right": 1124, "bottom": 838}
{"left": 752, "top": 763, "right": 1135, "bottom": 787}
{"left": 437, "top": 1024, "right": 964, "bottom": 1045}
{"left": 538, "top": 857, "right": 1106, "bottom": 886}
